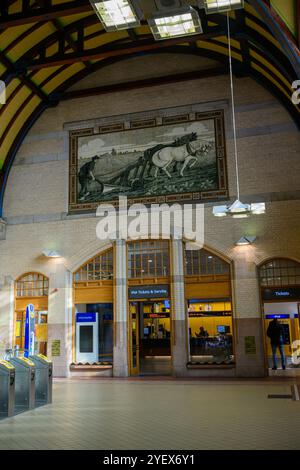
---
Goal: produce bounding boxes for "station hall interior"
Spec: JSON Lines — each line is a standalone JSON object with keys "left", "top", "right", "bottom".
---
{"left": 0, "top": 0, "right": 300, "bottom": 452}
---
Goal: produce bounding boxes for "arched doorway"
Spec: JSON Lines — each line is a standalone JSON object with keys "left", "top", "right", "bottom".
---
{"left": 14, "top": 272, "right": 49, "bottom": 355}
{"left": 73, "top": 247, "right": 114, "bottom": 365}
{"left": 127, "top": 240, "right": 172, "bottom": 375}
{"left": 184, "top": 246, "right": 235, "bottom": 366}
{"left": 259, "top": 258, "right": 300, "bottom": 370}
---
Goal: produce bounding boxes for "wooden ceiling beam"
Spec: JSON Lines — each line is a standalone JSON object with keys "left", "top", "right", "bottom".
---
{"left": 0, "top": 0, "right": 92, "bottom": 29}
{"left": 58, "top": 66, "right": 228, "bottom": 100}
{"left": 22, "top": 27, "right": 229, "bottom": 70}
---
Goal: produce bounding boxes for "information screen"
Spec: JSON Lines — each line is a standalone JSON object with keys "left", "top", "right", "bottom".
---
{"left": 79, "top": 325, "right": 93, "bottom": 353}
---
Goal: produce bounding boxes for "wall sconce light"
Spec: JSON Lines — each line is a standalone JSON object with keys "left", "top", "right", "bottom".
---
{"left": 235, "top": 236, "right": 257, "bottom": 246}
{"left": 42, "top": 250, "right": 62, "bottom": 258}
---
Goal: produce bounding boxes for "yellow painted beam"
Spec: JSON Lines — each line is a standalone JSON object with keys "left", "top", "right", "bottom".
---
{"left": 270, "top": 0, "right": 297, "bottom": 37}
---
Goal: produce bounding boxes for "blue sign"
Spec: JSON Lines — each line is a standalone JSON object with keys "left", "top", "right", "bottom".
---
{"left": 266, "top": 314, "right": 290, "bottom": 319}
{"left": 76, "top": 313, "right": 96, "bottom": 323}
{"left": 263, "top": 288, "right": 300, "bottom": 300}
{"left": 24, "top": 304, "right": 35, "bottom": 357}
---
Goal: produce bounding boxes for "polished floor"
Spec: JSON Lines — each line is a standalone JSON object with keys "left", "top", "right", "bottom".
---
{"left": 0, "top": 378, "right": 300, "bottom": 450}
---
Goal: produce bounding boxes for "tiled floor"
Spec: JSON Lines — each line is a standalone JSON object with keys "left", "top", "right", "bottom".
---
{"left": 0, "top": 378, "right": 300, "bottom": 450}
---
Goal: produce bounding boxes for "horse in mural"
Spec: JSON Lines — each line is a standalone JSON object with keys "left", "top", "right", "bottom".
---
{"left": 140, "top": 132, "right": 203, "bottom": 179}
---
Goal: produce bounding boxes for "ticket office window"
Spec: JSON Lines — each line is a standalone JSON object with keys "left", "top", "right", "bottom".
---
{"left": 259, "top": 259, "right": 300, "bottom": 369}
{"left": 188, "top": 300, "right": 234, "bottom": 363}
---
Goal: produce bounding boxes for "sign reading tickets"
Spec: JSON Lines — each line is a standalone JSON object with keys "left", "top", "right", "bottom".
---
{"left": 262, "top": 287, "right": 300, "bottom": 301}
{"left": 245, "top": 336, "right": 256, "bottom": 355}
{"left": 51, "top": 340, "right": 61, "bottom": 357}
{"left": 128, "top": 285, "right": 170, "bottom": 300}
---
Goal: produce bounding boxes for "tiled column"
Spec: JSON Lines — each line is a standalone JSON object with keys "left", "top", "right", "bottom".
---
{"left": 113, "top": 239, "right": 129, "bottom": 377}
{"left": 171, "top": 239, "right": 188, "bottom": 376}
{"left": 0, "top": 276, "right": 14, "bottom": 356}
{"left": 233, "top": 253, "right": 265, "bottom": 377}
{"left": 47, "top": 264, "right": 73, "bottom": 377}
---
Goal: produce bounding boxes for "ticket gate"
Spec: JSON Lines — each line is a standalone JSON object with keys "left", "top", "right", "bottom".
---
{"left": 9, "top": 357, "right": 35, "bottom": 414}
{"left": 29, "top": 354, "right": 52, "bottom": 406}
{"left": 0, "top": 360, "right": 15, "bottom": 419}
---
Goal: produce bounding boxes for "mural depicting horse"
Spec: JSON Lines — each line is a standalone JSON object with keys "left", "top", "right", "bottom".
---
{"left": 140, "top": 133, "right": 204, "bottom": 179}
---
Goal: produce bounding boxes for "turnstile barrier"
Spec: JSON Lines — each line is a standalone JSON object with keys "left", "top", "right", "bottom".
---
{"left": 9, "top": 357, "right": 35, "bottom": 414}
{"left": 0, "top": 360, "right": 15, "bottom": 419}
{"left": 29, "top": 354, "right": 52, "bottom": 406}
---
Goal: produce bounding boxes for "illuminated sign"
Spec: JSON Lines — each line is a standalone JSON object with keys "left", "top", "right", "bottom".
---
{"left": 76, "top": 313, "right": 96, "bottom": 323}
{"left": 262, "top": 288, "right": 300, "bottom": 301}
{"left": 265, "top": 314, "right": 290, "bottom": 319}
{"left": 128, "top": 285, "right": 169, "bottom": 299}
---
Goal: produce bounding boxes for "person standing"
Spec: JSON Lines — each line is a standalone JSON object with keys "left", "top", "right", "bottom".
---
{"left": 267, "top": 318, "right": 286, "bottom": 370}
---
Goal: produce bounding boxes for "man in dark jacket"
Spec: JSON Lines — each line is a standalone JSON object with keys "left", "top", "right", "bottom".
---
{"left": 267, "top": 318, "right": 286, "bottom": 370}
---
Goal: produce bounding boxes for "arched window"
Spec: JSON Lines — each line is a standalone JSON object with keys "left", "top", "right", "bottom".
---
{"left": 259, "top": 258, "right": 300, "bottom": 287}
{"left": 75, "top": 248, "right": 113, "bottom": 281}
{"left": 15, "top": 272, "right": 49, "bottom": 298}
{"left": 128, "top": 240, "right": 170, "bottom": 278}
{"left": 185, "top": 248, "right": 229, "bottom": 277}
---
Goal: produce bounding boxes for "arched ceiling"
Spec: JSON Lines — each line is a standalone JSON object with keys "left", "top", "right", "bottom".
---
{"left": 0, "top": 0, "right": 299, "bottom": 215}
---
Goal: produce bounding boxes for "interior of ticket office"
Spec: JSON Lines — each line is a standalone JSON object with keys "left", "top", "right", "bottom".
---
{"left": 259, "top": 258, "right": 300, "bottom": 370}
{"left": 185, "top": 246, "right": 234, "bottom": 365}
{"left": 14, "top": 272, "right": 49, "bottom": 356}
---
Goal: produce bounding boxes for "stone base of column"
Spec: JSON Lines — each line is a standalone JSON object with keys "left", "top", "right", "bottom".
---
{"left": 47, "top": 323, "right": 72, "bottom": 378}
{"left": 113, "top": 321, "right": 128, "bottom": 377}
{"left": 235, "top": 318, "right": 266, "bottom": 378}
{"left": 172, "top": 320, "right": 189, "bottom": 377}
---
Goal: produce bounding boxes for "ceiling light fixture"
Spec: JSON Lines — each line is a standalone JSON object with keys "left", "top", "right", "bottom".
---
{"left": 213, "top": 12, "right": 265, "bottom": 218}
{"left": 204, "top": 0, "right": 244, "bottom": 14}
{"left": 89, "top": 0, "right": 140, "bottom": 31}
{"left": 213, "top": 201, "right": 265, "bottom": 218}
{"left": 235, "top": 236, "right": 257, "bottom": 246}
{"left": 148, "top": 7, "right": 203, "bottom": 41}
